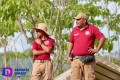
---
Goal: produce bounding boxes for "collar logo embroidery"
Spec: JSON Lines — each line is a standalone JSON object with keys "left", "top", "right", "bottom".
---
{"left": 44, "top": 41, "right": 49, "bottom": 45}
{"left": 74, "top": 33, "right": 79, "bottom": 36}
{"left": 85, "top": 31, "right": 90, "bottom": 35}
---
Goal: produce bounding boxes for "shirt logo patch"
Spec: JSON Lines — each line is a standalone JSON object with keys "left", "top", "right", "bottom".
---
{"left": 44, "top": 41, "right": 49, "bottom": 45}
{"left": 74, "top": 33, "right": 79, "bottom": 36}
{"left": 85, "top": 31, "right": 90, "bottom": 35}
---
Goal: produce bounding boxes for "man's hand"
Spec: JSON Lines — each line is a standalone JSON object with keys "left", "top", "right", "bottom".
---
{"left": 35, "top": 38, "right": 41, "bottom": 45}
{"left": 67, "top": 56, "right": 72, "bottom": 64}
{"left": 88, "top": 47, "right": 98, "bottom": 54}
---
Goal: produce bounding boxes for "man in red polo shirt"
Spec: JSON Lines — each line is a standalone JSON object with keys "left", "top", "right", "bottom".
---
{"left": 67, "top": 12, "right": 106, "bottom": 80}
{"left": 31, "top": 23, "right": 55, "bottom": 80}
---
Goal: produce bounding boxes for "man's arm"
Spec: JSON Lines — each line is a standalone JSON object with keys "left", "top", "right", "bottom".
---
{"left": 88, "top": 37, "right": 106, "bottom": 54}
{"left": 67, "top": 42, "right": 73, "bottom": 57}
{"left": 35, "top": 38, "right": 54, "bottom": 53}
{"left": 32, "top": 50, "right": 47, "bottom": 55}
{"left": 67, "top": 42, "right": 73, "bottom": 64}
{"left": 96, "top": 37, "right": 106, "bottom": 51}
{"left": 41, "top": 44, "right": 53, "bottom": 53}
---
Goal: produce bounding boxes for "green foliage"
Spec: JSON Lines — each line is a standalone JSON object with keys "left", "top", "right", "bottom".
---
{"left": 102, "top": 38, "right": 114, "bottom": 53}
{"left": 0, "top": 0, "right": 22, "bottom": 37}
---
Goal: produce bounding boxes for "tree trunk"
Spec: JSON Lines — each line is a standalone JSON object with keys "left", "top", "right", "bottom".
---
{"left": 107, "top": 18, "right": 111, "bottom": 62}
{"left": 18, "top": 18, "right": 31, "bottom": 44}
{"left": 3, "top": 38, "right": 8, "bottom": 80}
{"left": 31, "top": 15, "right": 35, "bottom": 40}
{"left": 105, "top": 0, "right": 111, "bottom": 62}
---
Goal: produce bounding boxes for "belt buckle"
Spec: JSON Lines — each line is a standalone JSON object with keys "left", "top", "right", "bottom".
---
{"left": 40, "top": 60, "right": 44, "bottom": 63}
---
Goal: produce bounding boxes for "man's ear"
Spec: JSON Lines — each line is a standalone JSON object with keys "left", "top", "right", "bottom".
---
{"left": 83, "top": 19, "right": 86, "bottom": 23}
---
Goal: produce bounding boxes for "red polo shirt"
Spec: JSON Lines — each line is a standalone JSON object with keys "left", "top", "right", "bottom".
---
{"left": 69, "top": 24, "right": 104, "bottom": 56}
{"left": 32, "top": 37, "right": 55, "bottom": 60}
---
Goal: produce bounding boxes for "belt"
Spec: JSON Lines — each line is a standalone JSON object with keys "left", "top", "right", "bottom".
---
{"left": 75, "top": 56, "right": 82, "bottom": 58}
{"left": 74, "top": 55, "right": 90, "bottom": 59}
{"left": 73, "top": 56, "right": 82, "bottom": 60}
{"left": 74, "top": 55, "right": 95, "bottom": 60}
{"left": 34, "top": 60, "right": 49, "bottom": 63}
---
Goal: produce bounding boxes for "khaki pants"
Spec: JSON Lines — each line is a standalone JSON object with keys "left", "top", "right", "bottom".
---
{"left": 71, "top": 59, "right": 95, "bottom": 80}
{"left": 31, "top": 60, "right": 53, "bottom": 80}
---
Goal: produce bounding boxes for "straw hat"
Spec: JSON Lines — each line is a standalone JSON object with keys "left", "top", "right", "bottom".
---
{"left": 33, "top": 23, "right": 49, "bottom": 35}
{"left": 73, "top": 12, "right": 87, "bottom": 20}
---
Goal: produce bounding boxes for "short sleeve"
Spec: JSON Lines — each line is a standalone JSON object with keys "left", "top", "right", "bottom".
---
{"left": 32, "top": 41, "right": 38, "bottom": 50}
{"left": 69, "top": 30, "right": 74, "bottom": 43}
{"left": 46, "top": 39, "right": 55, "bottom": 50}
{"left": 93, "top": 27, "right": 104, "bottom": 40}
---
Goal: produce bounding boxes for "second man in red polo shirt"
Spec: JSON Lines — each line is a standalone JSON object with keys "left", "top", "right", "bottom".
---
{"left": 31, "top": 23, "right": 55, "bottom": 80}
{"left": 67, "top": 12, "right": 106, "bottom": 80}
